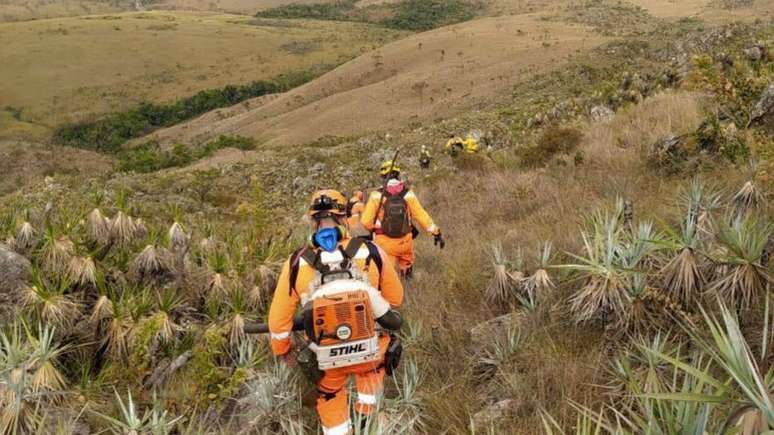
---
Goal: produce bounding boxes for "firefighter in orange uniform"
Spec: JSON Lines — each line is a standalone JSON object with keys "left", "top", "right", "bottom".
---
{"left": 361, "top": 161, "right": 444, "bottom": 276}
{"left": 269, "top": 190, "right": 404, "bottom": 434}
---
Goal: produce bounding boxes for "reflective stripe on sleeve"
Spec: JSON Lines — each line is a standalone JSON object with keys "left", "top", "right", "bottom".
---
{"left": 323, "top": 420, "right": 352, "bottom": 435}
{"left": 270, "top": 331, "right": 290, "bottom": 340}
{"left": 357, "top": 393, "right": 378, "bottom": 405}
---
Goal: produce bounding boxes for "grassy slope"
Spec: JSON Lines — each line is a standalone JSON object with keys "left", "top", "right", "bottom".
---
{"left": 139, "top": 14, "right": 609, "bottom": 148}
{"left": 0, "top": 0, "right": 339, "bottom": 22}
{"left": 0, "top": 11, "right": 402, "bottom": 140}
{"left": 0, "top": 0, "right": 773, "bottom": 433}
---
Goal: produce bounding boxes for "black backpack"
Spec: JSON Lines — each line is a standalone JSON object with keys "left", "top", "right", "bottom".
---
{"left": 381, "top": 189, "right": 411, "bottom": 238}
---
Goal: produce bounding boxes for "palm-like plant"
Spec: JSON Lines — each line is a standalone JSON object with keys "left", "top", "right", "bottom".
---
{"left": 561, "top": 209, "right": 630, "bottom": 324}
{"left": 20, "top": 272, "right": 80, "bottom": 330}
{"left": 523, "top": 242, "right": 555, "bottom": 303}
{"left": 15, "top": 220, "right": 36, "bottom": 253}
{"left": 484, "top": 242, "right": 522, "bottom": 305}
{"left": 39, "top": 225, "right": 74, "bottom": 275}
{"left": 69, "top": 256, "right": 96, "bottom": 288}
{"left": 709, "top": 216, "right": 772, "bottom": 312}
{"left": 732, "top": 180, "right": 763, "bottom": 218}
{"left": 0, "top": 323, "right": 68, "bottom": 434}
{"left": 95, "top": 390, "right": 180, "bottom": 435}
{"left": 643, "top": 303, "right": 774, "bottom": 432}
{"left": 660, "top": 208, "right": 705, "bottom": 307}
{"left": 86, "top": 208, "right": 110, "bottom": 245}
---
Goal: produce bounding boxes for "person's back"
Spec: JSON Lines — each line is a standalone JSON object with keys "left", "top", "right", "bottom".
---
{"left": 361, "top": 162, "right": 444, "bottom": 276}
{"left": 268, "top": 190, "right": 404, "bottom": 434}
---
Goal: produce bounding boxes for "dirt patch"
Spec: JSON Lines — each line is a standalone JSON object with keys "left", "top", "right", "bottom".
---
{"left": 0, "top": 141, "right": 113, "bottom": 196}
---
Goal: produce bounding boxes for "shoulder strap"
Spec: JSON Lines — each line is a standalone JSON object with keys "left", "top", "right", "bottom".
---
{"left": 288, "top": 247, "right": 321, "bottom": 296}
{"left": 342, "top": 238, "right": 384, "bottom": 290}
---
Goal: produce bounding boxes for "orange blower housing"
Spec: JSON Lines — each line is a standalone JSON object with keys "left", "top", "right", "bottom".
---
{"left": 305, "top": 290, "right": 381, "bottom": 369}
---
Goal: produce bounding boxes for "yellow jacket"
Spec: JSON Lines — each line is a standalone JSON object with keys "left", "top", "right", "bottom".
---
{"left": 463, "top": 137, "right": 479, "bottom": 153}
{"left": 268, "top": 239, "right": 403, "bottom": 356}
{"left": 445, "top": 137, "right": 465, "bottom": 151}
{"left": 361, "top": 188, "right": 439, "bottom": 235}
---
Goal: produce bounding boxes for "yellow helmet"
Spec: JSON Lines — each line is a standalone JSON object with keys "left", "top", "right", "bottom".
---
{"left": 307, "top": 189, "right": 348, "bottom": 218}
{"left": 379, "top": 160, "right": 401, "bottom": 176}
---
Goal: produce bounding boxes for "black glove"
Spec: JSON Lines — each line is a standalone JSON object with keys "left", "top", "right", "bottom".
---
{"left": 434, "top": 232, "right": 445, "bottom": 249}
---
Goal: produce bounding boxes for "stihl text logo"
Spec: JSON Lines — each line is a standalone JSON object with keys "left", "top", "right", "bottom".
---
{"left": 330, "top": 343, "right": 366, "bottom": 356}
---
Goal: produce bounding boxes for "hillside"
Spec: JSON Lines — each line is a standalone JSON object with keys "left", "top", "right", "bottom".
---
{"left": 1, "top": 0, "right": 774, "bottom": 433}
{"left": 140, "top": 14, "right": 607, "bottom": 148}
{"left": 0, "top": 11, "right": 402, "bottom": 141}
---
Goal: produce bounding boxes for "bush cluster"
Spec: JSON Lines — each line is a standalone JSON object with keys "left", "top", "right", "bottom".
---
{"left": 255, "top": 0, "right": 476, "bottom": 31}
{"left": 118, "top": 135, "right": 256, "bottom": 173}
{"left": 54, "top": 71, "right": 319, "bottom": 153}
{"left": 518, "top": 126, "right": 584, "bottom": 167}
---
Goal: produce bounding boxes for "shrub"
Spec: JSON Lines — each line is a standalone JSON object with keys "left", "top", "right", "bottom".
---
{"left": 54, "top": 71, "right": 320, "bottom": 153}
{"left": 118, "top": 136, "right": 255, "bottom": 173}
{"left": 519, "top": 126, "right": 583, "bottom": 167}
{"left": 255, "top": 0, "right": 358, "bottom": 20}
{"left": 382, "top": 0, "right": 475, "bottom": 31}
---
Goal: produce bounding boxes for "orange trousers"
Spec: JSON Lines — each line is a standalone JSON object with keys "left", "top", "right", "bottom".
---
{"left": 316, "top": 337, "right": 388, "bottom": 434}
{"left": 374, "top": 233, "right": 414, "bottom": 272}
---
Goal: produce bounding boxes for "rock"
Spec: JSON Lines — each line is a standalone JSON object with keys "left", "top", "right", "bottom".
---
{"left": 468, "top": 311, "right": 525, "bottom": 353}
{"left": 0, "top": 243, "right": 31, "bottom": 294}
{"left": 751, "top": 83, "right": 774, "bottom": 124}
{"left": 590, "top": 105, "right": 614, "bottom": 122}
{"left": 744, "top": 46, "right": 763, "bottom": 62}
{"left": 472, "top": 399, "right": 515, "bottom": 428}
{"left": 307, "top": 162, "right": 326, "bottom": 175}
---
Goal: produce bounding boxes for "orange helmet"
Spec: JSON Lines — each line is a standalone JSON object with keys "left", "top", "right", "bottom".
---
{"left": 308, "top": 189, "right": 348, "bottom": 218}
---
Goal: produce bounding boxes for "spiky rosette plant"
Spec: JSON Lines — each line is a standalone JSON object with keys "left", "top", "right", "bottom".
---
{"left": 677, "top": 177, "right": 723, "bottom": 238}
{"left": 523, "top": 242, "right": 555, "bottom": 304}
{"left": 20, "top": 272, "right": 80, "bottom": 330}
{"left": 168, "top": 222, "right": 190, "bottom": 253}
{"left": 101, "top": 294, "right": 135, "bottom": 360}
{"left": 561, "top": 209, "right": 630, "bottom": 324}
{"left": 709, "top": 216, "right": 773, "bottom": 312}
{"left": 226, "top": 288, "right": 249, "bottom": 348}
{"left": 732, "top": 180, "right": 764, "bottom": 218}
{"left": 86, "top": 208, "right": 110, "bottom": 245}
{"left": 153, "top": 288, "right": 186, "bottom": 344}
{"left": 0, "top": 323, "right": 69, "bottom": 434}
{"left": 206, "top": 250, "right": 231, "bottom": 298}
{"left": 68, "top": 256, "right": 96, "bottom": 288}
{"left": 15, "top": 220, "right": 36, "bottom": 253}
{"left": 132, "top": 244, "right": 171, "bottom": 283}
{"left": 660, "top": 208, "right": 706, "bottom": 307}
{"left": 40, "top": 225, "right": 74, "bottom": 275}
{"left": 484, "top": 242, "right": 522, "bottom": 306}
{"left": 132, "top": 217, "right": 148, "bottom": 242}
{"left": 109, "top": 211, "right": 137, "bottom": 247}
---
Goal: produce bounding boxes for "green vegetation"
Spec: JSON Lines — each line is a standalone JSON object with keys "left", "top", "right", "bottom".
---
{"left": 518, "top": 126, "right": 583, "bottom": 167}
{"left": 118, "top": 135, "right": 256, "bottom": 173}
{"left": 255, "top": 0, "right": 358, "bottom": 21}
{"left": 255, "top": 0, "right": 476, "bottom": 31}
{"left": 54, "top": 70, "right": 323, "bottom": 153}
{"left": 383, "top": 0, "right": 475, "bottom": 31}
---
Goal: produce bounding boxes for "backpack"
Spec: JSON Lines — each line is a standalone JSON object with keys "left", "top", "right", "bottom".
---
{"left": 288, "top": 238, "right": 388, "bottom": 370}
{"left": 381, "top": 189, "right": 411, "bottom": 238}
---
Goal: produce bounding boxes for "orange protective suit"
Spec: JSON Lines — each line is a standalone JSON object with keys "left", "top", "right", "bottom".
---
{"left": 346, "top": 192, "right": 365, "bottom": 229}
{"left": 268, "top": 238, "right": 404, "bottom": 434}
{"left": 361, "top": 188, "right": 440, "bottom": 272}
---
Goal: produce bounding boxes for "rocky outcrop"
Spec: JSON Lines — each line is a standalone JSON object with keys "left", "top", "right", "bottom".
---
{"left": 472, "top": 399, "right": 516, "bottom": 428}
{"left": 590, "top": 105, "right": 614, "bottom": 122}
{"left": 751, "top": 83, "right": 774, "bottom": 126}
{"left": 0, "top": 243, "right": 31, "bottom": 294}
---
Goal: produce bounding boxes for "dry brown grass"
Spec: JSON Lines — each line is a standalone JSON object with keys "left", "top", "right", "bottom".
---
{"left": 142, "top": 14, "right": 609, "bottom": 148}
{"left": 0, "top": 11, "right": 401, "bottom": 140}
{"left": 392, "top": 90, "right": 751, "bottom": 432}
